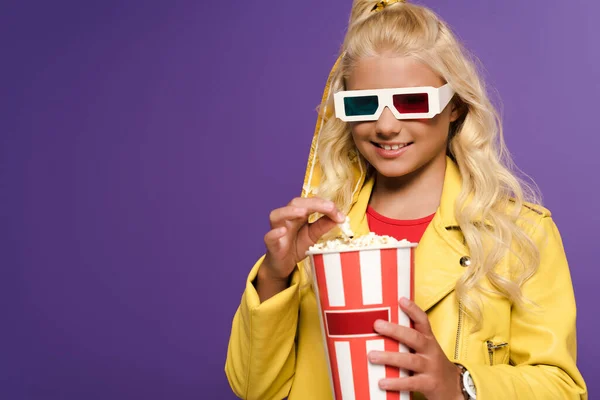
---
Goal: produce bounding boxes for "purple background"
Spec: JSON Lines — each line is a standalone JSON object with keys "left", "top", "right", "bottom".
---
{"left": 1, "top": 0, "right": 598, "bottom": 398}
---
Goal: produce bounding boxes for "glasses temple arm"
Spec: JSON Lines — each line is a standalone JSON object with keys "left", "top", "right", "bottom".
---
{"left": 438, "top": 84, "right": 456, "bottom": 112}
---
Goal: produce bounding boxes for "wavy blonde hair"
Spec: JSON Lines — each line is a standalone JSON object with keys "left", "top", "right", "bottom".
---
{"left": 315, "top": 0, "right": 543, "bottom": 328}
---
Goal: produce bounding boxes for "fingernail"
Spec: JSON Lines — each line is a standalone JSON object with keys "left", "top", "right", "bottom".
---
{"left": 400, "top": 297, "right": 409, "bottom": 307}
{"left": 368, "top": 351, "right": 379, "bottom": 362}
{"left": 379, "top": 379, "right": 390, "bottom": 389}
{"left": 374, "top": 320, "right": 385, "bottom": 330}
{"left": 337, "top": 211, "right": 345, "bottom": 221}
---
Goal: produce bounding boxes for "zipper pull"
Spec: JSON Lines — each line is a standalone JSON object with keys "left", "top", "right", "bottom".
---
{"left": 486, "top": 341, "right": 509, "bottom": 366}
{"left": 487, "top": 341, "right": 508, "bottom": 350}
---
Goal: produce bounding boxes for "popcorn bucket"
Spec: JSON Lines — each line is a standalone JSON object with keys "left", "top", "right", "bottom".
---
{"left": 307, "top": 242, "right": 417, "bottom": 400}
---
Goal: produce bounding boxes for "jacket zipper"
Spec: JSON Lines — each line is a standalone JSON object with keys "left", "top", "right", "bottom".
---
{"left": 486, "top": 340, "right": 508, "bottom": 365}
{"left": 454, "top": 301, "right": 463, "bottom": 360}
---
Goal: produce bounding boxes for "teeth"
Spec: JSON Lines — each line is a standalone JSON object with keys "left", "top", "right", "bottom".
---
{"left": 381, "top": 143, "right": 407, "bottom": 150}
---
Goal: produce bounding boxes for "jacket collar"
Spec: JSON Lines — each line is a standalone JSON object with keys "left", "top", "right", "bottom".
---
{"left": 346, "top": 156, "right": 469, "bottom": 312}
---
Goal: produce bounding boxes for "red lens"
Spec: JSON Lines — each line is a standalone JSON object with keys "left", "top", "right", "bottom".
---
{"left": 393, "top": 93, "right": 429, "bottom": 114}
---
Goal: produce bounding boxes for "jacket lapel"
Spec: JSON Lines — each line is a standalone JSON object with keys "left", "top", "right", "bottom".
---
{"left": 347, "top": 157, "right": 470, "bottom": 313}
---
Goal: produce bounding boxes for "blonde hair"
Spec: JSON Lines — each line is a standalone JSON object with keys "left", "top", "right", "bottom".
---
{"left": 315, "top": 0, "right": 542, "bottom": 328}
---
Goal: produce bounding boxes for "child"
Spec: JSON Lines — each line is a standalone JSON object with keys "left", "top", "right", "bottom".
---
{"left": 225, "top": 0, "right": 588, "bottom": 399}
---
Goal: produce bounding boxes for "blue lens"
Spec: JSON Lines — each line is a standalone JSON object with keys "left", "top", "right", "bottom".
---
{"left": 344, "top": 95, "right": 379, "bottom": 116}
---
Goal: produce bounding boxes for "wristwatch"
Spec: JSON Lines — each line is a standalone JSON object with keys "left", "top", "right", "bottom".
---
{"left": 456, "top": 364, "right": 477, "bottom": 399}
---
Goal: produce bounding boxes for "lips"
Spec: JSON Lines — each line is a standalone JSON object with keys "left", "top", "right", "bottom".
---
{"left": 371, "top": 141, "right": 413, "bottom": 159}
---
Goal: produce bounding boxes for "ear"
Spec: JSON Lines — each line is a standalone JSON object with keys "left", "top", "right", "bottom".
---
{"left": 449, "top": 99, "right": 465, "bottom": 123}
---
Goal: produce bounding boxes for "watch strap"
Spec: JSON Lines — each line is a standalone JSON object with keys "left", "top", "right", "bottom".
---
{"left": 456, "top": 363, "right": 473, "bottom": 400}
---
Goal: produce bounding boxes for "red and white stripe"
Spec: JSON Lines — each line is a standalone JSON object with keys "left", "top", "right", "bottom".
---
{"left": 311, "top": 247, "right": 414, "bottom": 400}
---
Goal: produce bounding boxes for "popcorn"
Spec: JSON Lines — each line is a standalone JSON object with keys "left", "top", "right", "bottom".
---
{"left": 308, "top": 215, "right": 411, "bottom": 253}
{"left": 308, "top": 231, "right": 411, "bottom": 252}
{"left": 338, "top": 216, "right": 354, "bottom": 239}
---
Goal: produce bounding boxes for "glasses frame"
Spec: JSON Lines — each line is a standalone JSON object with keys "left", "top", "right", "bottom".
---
{"left": 333, "top": 83, "right": 455, "bottom": 122}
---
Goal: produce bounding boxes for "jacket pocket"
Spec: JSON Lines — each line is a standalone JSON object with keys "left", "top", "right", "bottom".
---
{"left": 485, "top": 339, "right": 509, "bottom": 366}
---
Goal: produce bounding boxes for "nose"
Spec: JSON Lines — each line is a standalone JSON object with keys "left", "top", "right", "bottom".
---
{"left": 375, "top": 106, "right": 402, "bottom": 138}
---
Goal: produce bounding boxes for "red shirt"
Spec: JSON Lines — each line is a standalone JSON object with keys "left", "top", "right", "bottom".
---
{"left": 366, "top": 205, "right": 435, "bottom": 243}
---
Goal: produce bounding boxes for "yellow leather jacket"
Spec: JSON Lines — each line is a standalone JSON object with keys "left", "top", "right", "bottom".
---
{"left": 225, "top": 158, "right": 587, "bottom": 400}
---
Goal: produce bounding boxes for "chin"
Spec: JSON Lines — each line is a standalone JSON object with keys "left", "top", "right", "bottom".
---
{"left": 370, "top": 163, "right": 417, "bottom": 178}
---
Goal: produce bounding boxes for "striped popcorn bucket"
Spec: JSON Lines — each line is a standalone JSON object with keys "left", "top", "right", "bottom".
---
{"left": 307, "top": 242, "right": 417, "bottom": 400}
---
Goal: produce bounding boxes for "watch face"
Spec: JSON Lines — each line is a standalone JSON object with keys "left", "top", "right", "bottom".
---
{"left": 463, "top": 371, "right": 477, "bottom": 398}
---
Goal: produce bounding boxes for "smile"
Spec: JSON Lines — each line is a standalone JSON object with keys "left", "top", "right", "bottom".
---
{"left": 372, "top": 142, "right": 412, "bottom": 150}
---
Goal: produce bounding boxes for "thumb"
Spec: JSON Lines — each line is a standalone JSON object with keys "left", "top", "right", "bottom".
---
{"left": 305, "top": 215, "right": 338, "bottom": 244}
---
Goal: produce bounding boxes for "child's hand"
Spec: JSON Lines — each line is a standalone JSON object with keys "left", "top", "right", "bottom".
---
{"left": 260, "top": 197, "right": 345, "bottom": 283}
{"left": 369, "top": 298, "right": 464, "bottom": 400}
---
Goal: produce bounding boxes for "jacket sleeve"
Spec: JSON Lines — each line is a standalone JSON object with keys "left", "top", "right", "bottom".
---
{"left": 461, "top": 216, "right": 588, "bottom": 399}
{"left": 225, "top": 255, "right": 303, "bottom": 400}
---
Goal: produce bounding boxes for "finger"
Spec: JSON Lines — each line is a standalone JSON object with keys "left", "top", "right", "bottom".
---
{"left": 399, "top": 297, "right": 432, "bottom": 334}
{"left": 264, "top": 226, "right": 287, "bottom": 248}
{"left": 264, "top": 227, "right": 289, "bottom": 257}
{"left": 379, "top": 375, "right": 422, "bottom": 392}
{"left": 269, "top": 206, "right": 310, "bottom": 229}
{"left": 368, "top": 350, "right": 426, "bottom": 373}
{"left": 288, "top": 197, "right": 345, "bottom": 223}
{"left": 373, "top": 320, "right": 428, "bottom": 352}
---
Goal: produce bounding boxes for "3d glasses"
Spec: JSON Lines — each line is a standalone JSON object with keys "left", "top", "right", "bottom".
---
{"left": 333, "top": 83, "right": 455, "bottom": 122}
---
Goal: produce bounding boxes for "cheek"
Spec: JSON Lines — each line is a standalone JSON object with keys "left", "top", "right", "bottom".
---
{"left": 350, "top": 123, "right": 372, "bottom": 141}
{"left": 411, "top": 117, "right": 450, "bottom": 141}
